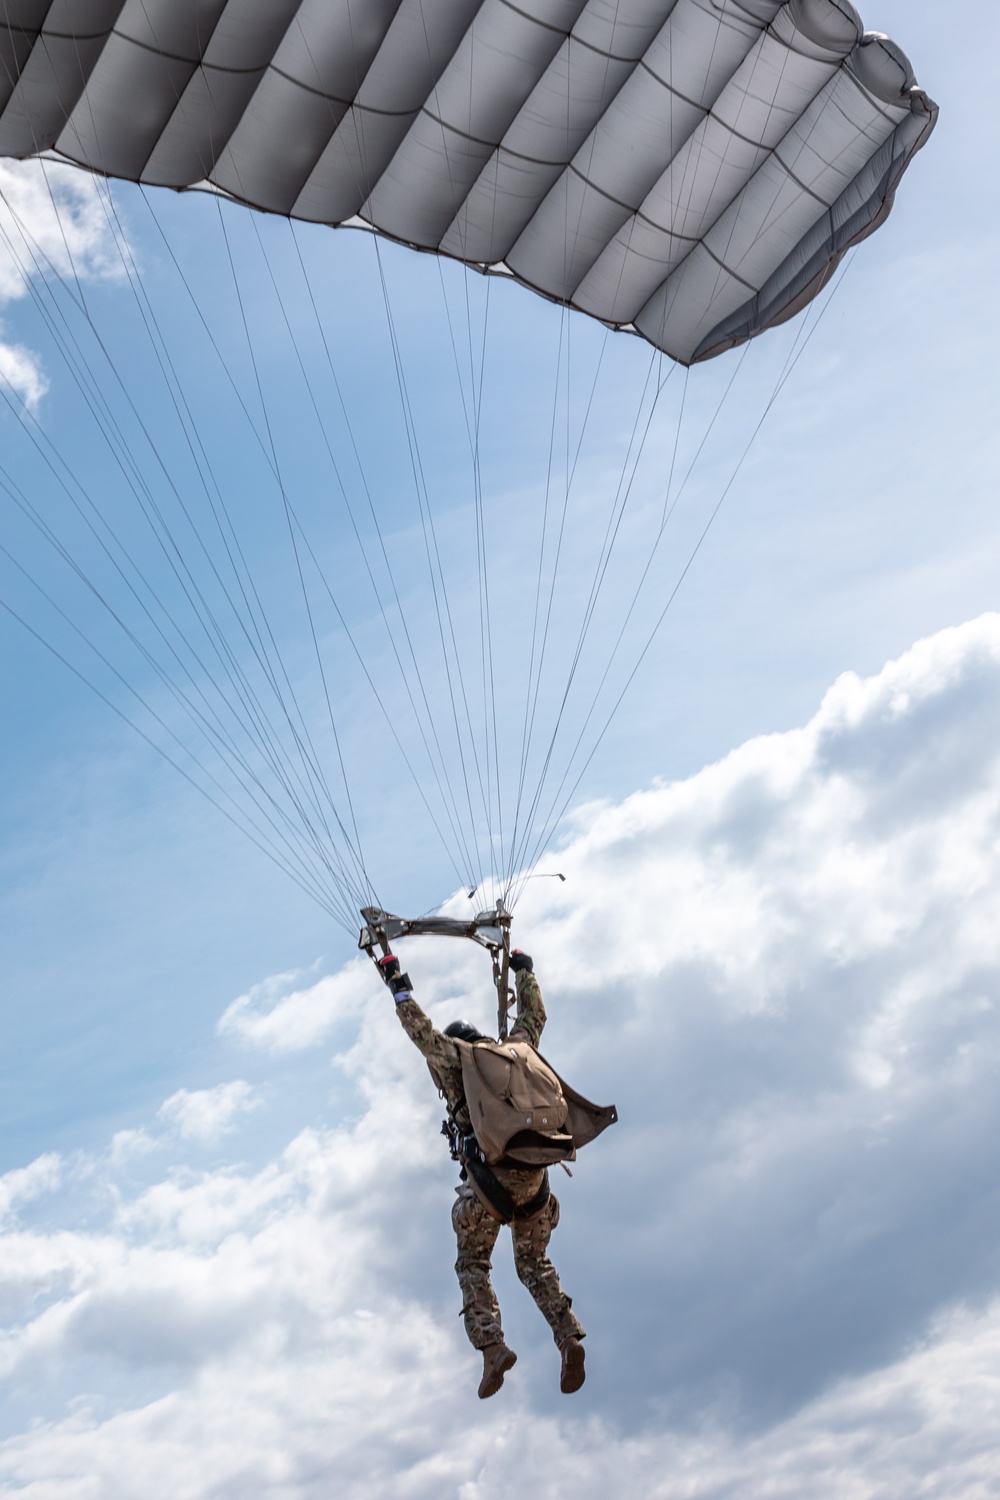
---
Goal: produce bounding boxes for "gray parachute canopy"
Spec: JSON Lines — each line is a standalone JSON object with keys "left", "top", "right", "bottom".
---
{"left": 0, "top": 0, "right": 935, "bottom": 364}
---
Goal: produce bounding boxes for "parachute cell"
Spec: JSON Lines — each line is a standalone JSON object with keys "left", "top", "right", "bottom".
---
{"left": 0, "top": 0, "right": 936, "bottom": 363}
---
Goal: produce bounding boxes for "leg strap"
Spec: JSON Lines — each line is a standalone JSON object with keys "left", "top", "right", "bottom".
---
{"left": 465, "top": 1157, "right": 551, "bottom": 1225}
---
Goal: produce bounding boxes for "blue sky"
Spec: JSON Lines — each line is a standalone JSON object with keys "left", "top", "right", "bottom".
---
{"left": 2, "top": 2, "right": 1000, "bottom": 1492}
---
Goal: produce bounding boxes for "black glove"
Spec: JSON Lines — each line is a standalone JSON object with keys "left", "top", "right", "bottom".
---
{"left": 508, "top": 949, "right": 533, "bottom": 974}
{"left": 377, "top": 954, "right": 412, "bottom": 996}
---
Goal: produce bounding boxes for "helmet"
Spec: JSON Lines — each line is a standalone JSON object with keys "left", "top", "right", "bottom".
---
{"left": 444, "top": 1020, "right": 488, "bottom": 1044}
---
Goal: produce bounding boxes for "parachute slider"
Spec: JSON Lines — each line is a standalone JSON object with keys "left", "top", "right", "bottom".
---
{"left": 358, "top": 903, "right": 510, "bottom": 956}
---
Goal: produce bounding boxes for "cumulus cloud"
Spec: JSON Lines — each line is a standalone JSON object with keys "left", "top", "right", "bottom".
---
{"left": 0, "top": 159, "right": 124, "bottom": 410}
{"left": 157, "top": 1081, "right": 259, "bottom": 1145}
{"left": 0, "top": 1154, "right": 60, "bottom": 1222}
{"left": 0, "top": 335, "right": 47, "bottom": 409}
{"left": 218, "top": 965, "right": 370, "bottom": 1053}
{"left": 5, "top": 1301, "right": 1000, "bottom": 1498}
{"left": 4, "top": 616, "right": 1000, "bottom": 1494}
{"left": 0, "top": 160, "right": 123, "bottom": 303}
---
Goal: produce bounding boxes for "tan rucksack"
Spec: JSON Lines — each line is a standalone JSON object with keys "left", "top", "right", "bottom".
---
{"left": 453, "top": 1038, "right": 617, "bottom": 1167}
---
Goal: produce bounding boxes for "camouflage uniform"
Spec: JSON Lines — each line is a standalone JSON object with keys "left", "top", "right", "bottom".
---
{"left": 395, "top": 970, "right": 585, "bottom": 1352}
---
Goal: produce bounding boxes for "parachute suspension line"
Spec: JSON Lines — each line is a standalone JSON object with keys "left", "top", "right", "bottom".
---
{"left": 437, "top": 258, "right": 479, "bottom": 458}
{"left": 445, "top": 256, "right": 499, "bottom": 899}
{"left": 227, "top": 212, "right": 375, "bottom": 897}
{"left": 508, "top": 348, "right": 746, "bottom": 903}
{"left": 103, "top": 224, "right": 367, "bottom": 910}
{"left": 506, "top": 326, "right": 610, "bottom": 892}
{"left": 507, "top": 343, "right": 672, "bottom": 888}
{"left": 0, "top": 445, "right": 362, "bottom": 928}
{"left": 130, "top": 204, "right": 385, "bottom": 923}
{"left": 384, "top": 265, "right": 488, "bottom": 901}
{"left": 0, "top": 175, "right": 369, "bottom": 925}
{"left": 108, "top": 202, "right": 346, "bottom": 852}
{"left": 512, "top": 256, "right": 859, "bottom": 900}
{"left": 661, "top": 369, "right": 690, "bottom": 531}
{"left": 6, "top": 170, "right": 491, "bottom": 930}
{"left": 447, "top": 256, "right": 498, "bottom": 900}
{"left": 372, "top": 237, "right": 489, "bottom": 894}
{"left": 505, "top": 304, "right": 573, "bottom": 892}
{"left": 141, "top": 183, "right": 480, "bottom": 908}
{"left": 434, "top": 258, "right": 506, "bottom": 905}
{"left": 434, "top": 255, "right": 494, "bottom": 876}
{"left": 74, "top": 180, "right": 362, "bottom": 903}
{"left": 0, "top": 587, "right": 345, "bottom": 924}
{"left": 111, "top": 204, "right": 373, "bottom": 925}
{"left": 115, "top": 169, "right": 373, "bottom": 912}
{"left": 0, "top": 222, "right": 357, "bottom": 926}
{"left": 579, "top": 349, "right": 748, "bottom": 742}
{"left": 212, "top": 198, "right": 377, "bottom": 913}
{"left": 272, "top": 224, "right": 480, "bottom": 895}
{"left": 282, "top": 226, "right": 480, "bottom": 898}
{"left": 37, "top": 157, "right": 89, "bottom": 314}
{"left": 506, "top": 350, "right": 676, "bottom": 885}
{"left": 465, "top": 264, "right": 504, "bottom": 907}
{"left": 0, "top": 186, "right": 335, "bottom": 876}
{"left": 212, "top": 210, "right": 387, "bottom": 916}
{"left": 0, "top": 520, "right": 349, "bottom": 922}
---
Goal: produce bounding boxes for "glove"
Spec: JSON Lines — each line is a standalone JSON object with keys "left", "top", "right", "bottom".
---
{"left": 377, "top": 954, "right": 400, "bottom": 984}
{"left": 377, "top": 954, "right": 412, "bottom": 997}
{"left": 508, "top": 950, "right": 533, "bottom": 974}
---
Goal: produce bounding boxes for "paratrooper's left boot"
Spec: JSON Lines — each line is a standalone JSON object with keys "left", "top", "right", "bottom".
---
{"left": 559, "top": 1336, "right": 586, "bottom": 1394}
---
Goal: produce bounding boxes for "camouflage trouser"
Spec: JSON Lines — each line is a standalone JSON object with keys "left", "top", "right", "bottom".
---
{"left": 452, "top": 1181, "right": 585, "bottom": 1351}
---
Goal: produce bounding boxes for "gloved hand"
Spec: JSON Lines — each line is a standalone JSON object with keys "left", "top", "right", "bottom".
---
{"left": 377, "top": 953, "right": 412, "bottom": 996}
{"left": 508, "top": 949, "right": 533, "bottom": 974}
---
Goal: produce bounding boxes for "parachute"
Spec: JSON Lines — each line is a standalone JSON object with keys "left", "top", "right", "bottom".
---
{"left": 0, "top": 0, "right": 934, "bottom": 362}
{"left": 0, "top": 2, "right": 935, "bottom": 950}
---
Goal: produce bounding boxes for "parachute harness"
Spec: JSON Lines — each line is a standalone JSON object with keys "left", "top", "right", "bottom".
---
{"left": 358, "top": 901, "right": 515, "bottom": 1040}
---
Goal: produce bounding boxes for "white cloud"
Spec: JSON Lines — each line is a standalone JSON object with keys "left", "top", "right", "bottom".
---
{"left": 0, "top": 1154, "right": 60, "bottom": 1222}
{"left": 107, "top": 1129, "right": 157, "bottom": 1169}
{"left": 218, "top": 964, "right": 371, "bottom": 1053}
{"left": 4, "top": 616, "right": 1000, "bottom": 1494}
{"left": 0, "top": 160, "right": 123, "bottom": 303}
{"left": 0, "top": 335, "right": 47, "bottom": 409}
{"left": 0, "top": 159, "right": 124, "bottom": 411}
{"left": 157, "top": 1081, "right": 259, "bottom": 1145}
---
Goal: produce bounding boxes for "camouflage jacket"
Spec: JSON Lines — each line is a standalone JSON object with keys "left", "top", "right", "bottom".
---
{"left": 395, "top": 970, "right": 546, "bottom": 1136}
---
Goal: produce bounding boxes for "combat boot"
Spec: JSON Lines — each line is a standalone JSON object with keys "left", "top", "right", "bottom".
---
{"left": 478, "top": 1342, "right": 517, "bottom": 1399}
{"left": 559, "top": 1335, "right": 586, "bottom": 1394}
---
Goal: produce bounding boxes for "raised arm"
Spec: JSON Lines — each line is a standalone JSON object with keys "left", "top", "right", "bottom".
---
{"left": 375, "top": 953, "right": 465, "bottom": 1094}
{"left": 507, "top": 951, "right": 546, "bottom": 1048}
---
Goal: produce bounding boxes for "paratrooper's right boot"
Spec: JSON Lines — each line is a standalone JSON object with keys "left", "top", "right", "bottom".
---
{"left": 478, "top": 1342, "right": 517, "bottom": 1399}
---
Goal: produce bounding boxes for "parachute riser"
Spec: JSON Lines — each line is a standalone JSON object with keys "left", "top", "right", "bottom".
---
{"left": 359, "top": 902, "right": 515, "bottom": 1038}
{"left": 492, "top": 911, "right": 513, "bottom": 1044}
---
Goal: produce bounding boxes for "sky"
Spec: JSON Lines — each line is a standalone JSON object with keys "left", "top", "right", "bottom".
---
{"left": 1, "top": 1, "right": 999, "bottom": 1494}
